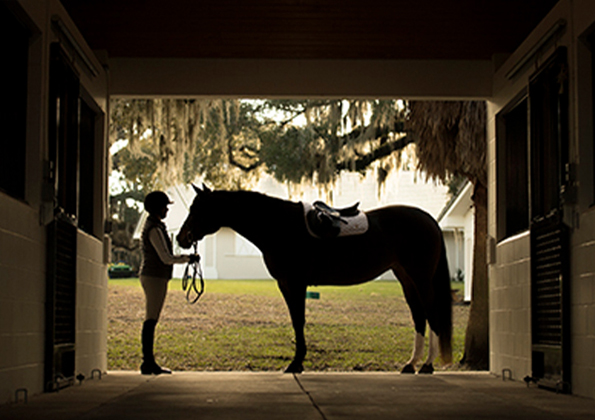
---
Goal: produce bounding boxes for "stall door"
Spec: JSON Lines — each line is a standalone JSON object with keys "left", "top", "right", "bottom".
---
{"left": 45, "top": 219, "right": 77, "bottom": 391}
{"left": 529, "top": 47, "right": 571, "bottom": 392}
{"left": 45, "top": 43, "right": 80, "bottom": 391}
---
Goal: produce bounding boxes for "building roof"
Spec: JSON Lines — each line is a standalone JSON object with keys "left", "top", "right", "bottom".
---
{"left": 437, "top": 181, "right": 473, "bottom": 227}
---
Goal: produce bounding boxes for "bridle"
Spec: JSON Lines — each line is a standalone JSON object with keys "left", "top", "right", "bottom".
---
{"left": 182, "top": 240, "right": 205, "bottom": 304}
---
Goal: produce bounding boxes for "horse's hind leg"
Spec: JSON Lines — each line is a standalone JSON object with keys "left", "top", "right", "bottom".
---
{"left": 277, "top": 279, "right": 307, "bottom": 373}
{"left": 398, "top": 274, "right": 428, "bottom": 374}
{"left": 418, "top": 330, "right": 440, "bottom": 374}
{"left": 403, "top": 331, "right": 425, "bottom": 374}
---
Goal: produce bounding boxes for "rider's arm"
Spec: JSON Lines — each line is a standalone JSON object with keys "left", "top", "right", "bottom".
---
{"left": 148, "top": 228, "right": 190, "bottom": 265}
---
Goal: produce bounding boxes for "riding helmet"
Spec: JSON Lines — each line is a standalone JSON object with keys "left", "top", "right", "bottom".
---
{"left": 144, "top": 191, "right": 173, "bottom": 215}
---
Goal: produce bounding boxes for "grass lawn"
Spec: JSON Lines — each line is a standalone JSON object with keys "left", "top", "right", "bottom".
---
{"left": 108, "top": 278, "right": 468, "bottom": 372}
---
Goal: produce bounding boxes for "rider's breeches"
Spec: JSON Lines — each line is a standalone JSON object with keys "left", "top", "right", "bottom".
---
{"left": 140, "top": 275, "right": 169, "bottom": 321}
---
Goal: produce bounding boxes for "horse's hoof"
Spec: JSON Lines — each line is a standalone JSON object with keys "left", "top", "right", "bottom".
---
{"left": 401, "top": 364, "right": 416, "bottom": 374}
{"left": 418, "top": 363, "right": 434, "bottom": 374}
{"left": 284, "top": 362, "right": 304, "bottom": 374}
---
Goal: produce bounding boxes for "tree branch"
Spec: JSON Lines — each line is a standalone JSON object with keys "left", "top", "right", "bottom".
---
{"left": 341, "top": 120, "right": 406, "bottom": 144}
{"left": 336, "top": 135, "right": 414, "bottom": 172}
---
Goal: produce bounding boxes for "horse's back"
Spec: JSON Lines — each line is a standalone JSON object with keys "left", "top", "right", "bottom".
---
{"left": 265, "top": 204, "right": 443, "bottom": 285}
{"left": 367, "top": 205, "right": 442, "bottom": 238}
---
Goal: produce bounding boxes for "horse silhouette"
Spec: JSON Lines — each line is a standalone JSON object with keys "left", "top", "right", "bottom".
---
{"left": 177, "top": 185, "right": 452, "bottom": 374}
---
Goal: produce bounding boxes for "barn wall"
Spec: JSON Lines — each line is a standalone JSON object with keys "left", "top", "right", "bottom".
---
{"left": 569, "top": 0, "right": 595, "bottom": 398}
{"left": 0, "top": 0, "right": 109, "bottom": 403}
{"left": 489, "top": 0, "right": 595, "bottom": 398}
{"left": 0, "top": 196, "right": 47, "bottom": 403}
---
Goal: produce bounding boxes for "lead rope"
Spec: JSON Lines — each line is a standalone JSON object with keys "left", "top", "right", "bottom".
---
{"left": 182, "top": 242, "right": 204, "bottom": 304}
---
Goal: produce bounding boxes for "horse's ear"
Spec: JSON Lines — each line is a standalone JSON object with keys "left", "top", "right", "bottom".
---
{"left": 191, "top": 183, "right": 212, "bottom": 196}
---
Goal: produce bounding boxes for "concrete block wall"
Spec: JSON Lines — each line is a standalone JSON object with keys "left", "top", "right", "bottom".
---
{"left": 0, "top": 197, "right": 47, "bottom": 403}
{"left": 76, "top": 232, "right": 109, "bottom": 377}
{"left": 568, "top": 0, "right": 595, "bottom": 400}
{"left": 489, "top": 234, "right": 532, "bottom": 380}
{"left": 570, "top": 202, "right": 595, "bottom": 399}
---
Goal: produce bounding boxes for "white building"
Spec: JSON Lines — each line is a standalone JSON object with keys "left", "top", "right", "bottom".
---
{"left": 438, "top": 182, "right": 474, "bottom": 302}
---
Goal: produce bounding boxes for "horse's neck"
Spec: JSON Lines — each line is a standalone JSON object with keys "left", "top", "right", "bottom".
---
{"left": 217, "top": 191, "right": 300, "bottom": 251}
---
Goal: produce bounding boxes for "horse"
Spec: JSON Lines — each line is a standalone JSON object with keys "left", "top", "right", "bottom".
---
{"left": 177, "top": 184, "right": 452, "bottom": 374}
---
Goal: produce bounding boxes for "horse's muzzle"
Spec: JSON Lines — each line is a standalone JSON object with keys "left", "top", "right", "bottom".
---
{"left": 176, "top": 231, "right": 192, "bottom": 249}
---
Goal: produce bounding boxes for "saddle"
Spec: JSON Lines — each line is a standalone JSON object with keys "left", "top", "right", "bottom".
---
{"left": 303, "top": 201, "right": 368, "bottom": 239}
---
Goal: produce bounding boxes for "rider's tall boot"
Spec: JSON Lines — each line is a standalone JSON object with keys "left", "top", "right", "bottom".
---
{"left": 140, "top": 319, "right": 172, "bottom": 375}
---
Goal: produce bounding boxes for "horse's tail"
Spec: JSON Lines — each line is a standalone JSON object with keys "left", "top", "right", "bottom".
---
{"left": 431, "top": 239, "right": 453, "bottom": 364}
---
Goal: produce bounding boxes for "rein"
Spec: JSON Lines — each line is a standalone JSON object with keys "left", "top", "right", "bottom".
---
{"left": 182, "top": 242, "right": 204, "bottom": 304}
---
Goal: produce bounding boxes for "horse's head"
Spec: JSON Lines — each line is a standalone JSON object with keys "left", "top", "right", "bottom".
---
{"left": 177, "top": 184, "right": 221, "bottom": 249}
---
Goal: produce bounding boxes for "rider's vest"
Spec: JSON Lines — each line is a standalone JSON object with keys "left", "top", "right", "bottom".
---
{"left": 140, "top": 216, "right": 174, "bottom": 279}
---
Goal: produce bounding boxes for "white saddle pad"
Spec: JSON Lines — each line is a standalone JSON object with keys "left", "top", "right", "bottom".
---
{"left": 302, "top": 202, "right": 369, "bottom": 238}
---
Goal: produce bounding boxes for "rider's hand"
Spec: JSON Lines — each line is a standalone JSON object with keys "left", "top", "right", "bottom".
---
{"left": 188, "top": 254, "right": 201, "bottom": 264}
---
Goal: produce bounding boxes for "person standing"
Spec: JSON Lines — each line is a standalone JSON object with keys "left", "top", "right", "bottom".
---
{"left": 139, "top": 191, "right": 199, "bottom": 375}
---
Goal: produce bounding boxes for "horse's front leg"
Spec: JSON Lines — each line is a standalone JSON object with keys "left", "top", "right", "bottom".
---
{"left": 278, "top": 280, "right": 307, "bottom": 373}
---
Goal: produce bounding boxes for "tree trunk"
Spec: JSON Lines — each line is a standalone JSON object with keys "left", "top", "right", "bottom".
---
{"left": 460, "top": 181, "right": 489, "bottom": 370}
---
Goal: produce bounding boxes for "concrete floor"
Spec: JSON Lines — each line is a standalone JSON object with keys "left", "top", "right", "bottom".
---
{"left": 1, "top": 371, "right": 594, "bottom": 420}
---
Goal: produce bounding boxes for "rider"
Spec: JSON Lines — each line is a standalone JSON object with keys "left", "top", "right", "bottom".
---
{"left": 139, "top": 191, "right": 200, "bottom": 375}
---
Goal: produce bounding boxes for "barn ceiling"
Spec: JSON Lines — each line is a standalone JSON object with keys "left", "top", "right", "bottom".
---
{"left": 61, "top": 0, "right": 559, "bottom": 61}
